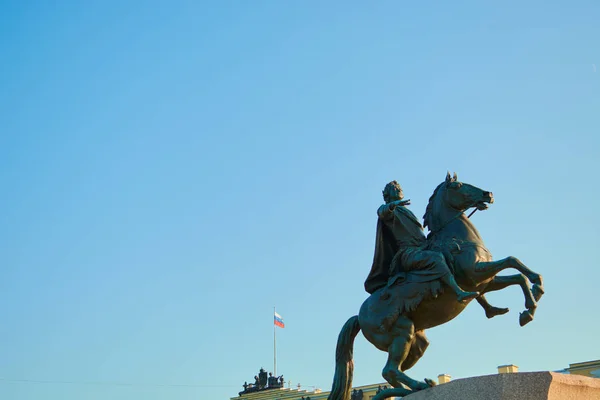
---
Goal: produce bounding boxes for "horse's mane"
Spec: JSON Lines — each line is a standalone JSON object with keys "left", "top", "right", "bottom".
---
{"left": 423, "top": 181, "right": 445, "bottom": 231}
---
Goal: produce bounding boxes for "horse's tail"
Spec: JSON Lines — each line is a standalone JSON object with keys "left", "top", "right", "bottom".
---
{"left": 327, "top": 315, "right": 361, "bottom": 400}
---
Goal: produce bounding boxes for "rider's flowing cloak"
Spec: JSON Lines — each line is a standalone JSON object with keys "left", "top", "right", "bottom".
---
{"left": 364, "top": 206, "right": 449, "bottom": 295}
{"left": 364, "top": 216, "right": 396, "bottom": 294}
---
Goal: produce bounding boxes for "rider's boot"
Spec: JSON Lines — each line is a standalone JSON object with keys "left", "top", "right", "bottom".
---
{"left": 457, "top": 290, "right": 480, "bottom": 303}
{"left": 443, "top": 273, "right": 479, "bottom": 303}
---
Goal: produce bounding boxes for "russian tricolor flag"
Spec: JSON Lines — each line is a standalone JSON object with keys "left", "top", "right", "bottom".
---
{"left": 274, "top": 312, "right": 285, "bottom": 328}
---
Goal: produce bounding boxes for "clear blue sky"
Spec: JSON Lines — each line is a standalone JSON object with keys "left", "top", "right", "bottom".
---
{"left": 1, "top": 1, "right": 599, "bottom": 399}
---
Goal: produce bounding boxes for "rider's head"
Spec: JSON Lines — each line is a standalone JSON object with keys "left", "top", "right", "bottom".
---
{"left": 382, "top": 181, "right": 404, "bottom": 203}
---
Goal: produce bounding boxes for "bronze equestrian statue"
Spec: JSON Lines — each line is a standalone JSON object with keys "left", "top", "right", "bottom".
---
{"left": 327, "top": 173, "right": 544, "bottom": 400}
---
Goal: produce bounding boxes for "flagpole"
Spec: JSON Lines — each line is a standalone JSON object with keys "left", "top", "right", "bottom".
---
{"left": 273, "top": 306, "right": 277, "bottom": 377}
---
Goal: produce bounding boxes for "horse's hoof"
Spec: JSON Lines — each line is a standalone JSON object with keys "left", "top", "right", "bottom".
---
{"left": 519, "top": 310, "right": 534, "bottom": 326}
{"left": 413, "top": 380, "right": 434, "bottom": 391}
{"left": 532, "top": 284, "right": 544, "bottom": 302}
{"left": 424, "top": 378, "right": 437, "bottom": 387}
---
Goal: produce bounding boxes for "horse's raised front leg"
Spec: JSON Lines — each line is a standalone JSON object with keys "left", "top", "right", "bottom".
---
{"left": 480, "top": 274, "right": 538, "bottom": 326}
{"left": 474, "top": 256, "right": 544, "bottom": 302}
{"left": 482, "top": 274, "right": 537, "bottom": 309}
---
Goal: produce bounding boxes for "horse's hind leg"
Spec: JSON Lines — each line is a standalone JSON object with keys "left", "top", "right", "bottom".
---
{"left": 400, "top": 330, "right": 429, "bottom": 371}
{"left": 382, "top": 318, "right": 435, "bottom": 392}
{"left": 481, "top": 274, "right": 537, "bottom": 326}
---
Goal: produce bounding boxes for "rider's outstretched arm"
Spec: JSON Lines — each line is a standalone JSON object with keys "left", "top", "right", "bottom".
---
{"left": 377, "top": 200, "right": 411, "bottom": 219}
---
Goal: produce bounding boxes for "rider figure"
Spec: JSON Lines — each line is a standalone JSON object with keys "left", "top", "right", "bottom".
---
{"left": 365, "top": 180, "right": 479, "bottom": 303}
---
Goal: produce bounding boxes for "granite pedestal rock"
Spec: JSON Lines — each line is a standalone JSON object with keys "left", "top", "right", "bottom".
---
{"left": 403, "top": 372, "right": 600, "bottom": 400}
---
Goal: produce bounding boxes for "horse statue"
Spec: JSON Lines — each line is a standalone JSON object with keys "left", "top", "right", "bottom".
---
{"left": 327, "top": 173, "right": 544, "bottom": 400}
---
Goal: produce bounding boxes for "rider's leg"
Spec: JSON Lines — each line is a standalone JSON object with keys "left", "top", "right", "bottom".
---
{"left": 440, "top": 271, "right": 479, "bottom": 302}
{"left": 424, "top": 250, "right": 479, "bottom": 302}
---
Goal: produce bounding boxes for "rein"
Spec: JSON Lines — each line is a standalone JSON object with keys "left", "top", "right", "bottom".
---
{"left": 429, "top": 207, "right": 478, "bottom": 236}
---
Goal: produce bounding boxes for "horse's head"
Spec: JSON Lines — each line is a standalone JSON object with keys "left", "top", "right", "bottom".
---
{"left": 424, "top": 172, "right": 494, "bottom": 231}
{"left": 443, "top": 172, "right": 494, "bottom": 212}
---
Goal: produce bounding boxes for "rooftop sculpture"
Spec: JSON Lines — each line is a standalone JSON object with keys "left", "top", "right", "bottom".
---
{"left": 239, "top": 368, "right": 284, "bottom": 396}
